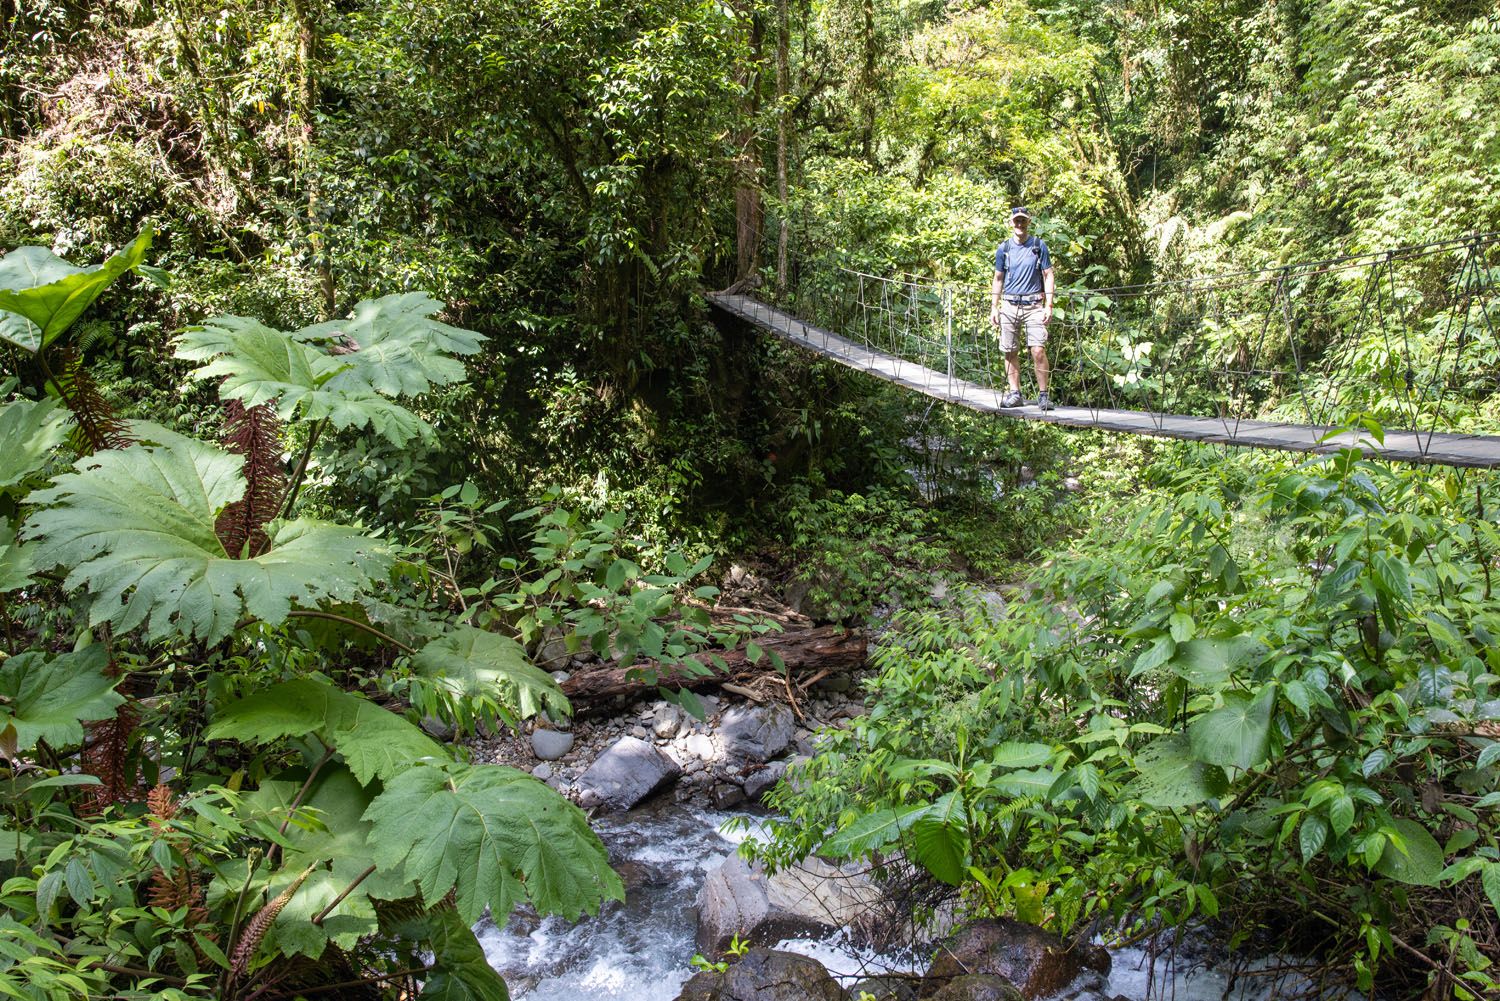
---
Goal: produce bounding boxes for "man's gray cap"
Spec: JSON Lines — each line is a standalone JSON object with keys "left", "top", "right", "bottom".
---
{"left": 1010, "top": 205, "right": 1032, "bottom": 220}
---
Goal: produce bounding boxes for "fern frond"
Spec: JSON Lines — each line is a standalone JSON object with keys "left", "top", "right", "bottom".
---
{"left": 215, "top": 398, "right": 286, "bottom": 558}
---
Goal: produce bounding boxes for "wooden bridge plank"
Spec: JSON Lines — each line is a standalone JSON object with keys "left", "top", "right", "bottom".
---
{"left": 708, "top": 291, "right": 1500, "bottom": 469}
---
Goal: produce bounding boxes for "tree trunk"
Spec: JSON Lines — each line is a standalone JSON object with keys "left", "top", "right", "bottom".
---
{"left": 287, "top": 0, "right": 335, "bottom": 317}
{"left": 775, "top": 0, "right": 791, "bottom": 297}
{"left": 561, "top": 625, "right": 864, "bottom": 707}
{"left": 733, "top": 2, "right": 764, "bottom": 282}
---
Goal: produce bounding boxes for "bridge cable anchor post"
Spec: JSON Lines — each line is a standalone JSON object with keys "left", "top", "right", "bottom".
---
{"left": 943, "top": 284, "right": 954, "bottom": 395}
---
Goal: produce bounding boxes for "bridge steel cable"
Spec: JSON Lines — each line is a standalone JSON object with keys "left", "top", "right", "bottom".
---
{"left": 709, "top": 222, "right": 1500, "bottom": 468}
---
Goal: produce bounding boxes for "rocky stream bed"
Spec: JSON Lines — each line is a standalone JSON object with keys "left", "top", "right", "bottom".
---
{"left": 464, "top": 674, "right": 1358, "bottom": 1001}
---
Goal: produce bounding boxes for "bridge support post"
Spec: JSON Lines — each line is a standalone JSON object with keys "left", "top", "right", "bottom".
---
{"left": 944, "top": 285, "right": 954, "bottom": 392}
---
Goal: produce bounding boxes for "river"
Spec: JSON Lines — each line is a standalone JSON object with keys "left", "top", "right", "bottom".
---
{"left": 475, "top": 798, "right": 1352, "bottom": 1001}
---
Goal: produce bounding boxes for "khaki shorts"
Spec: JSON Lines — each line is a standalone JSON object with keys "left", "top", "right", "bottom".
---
{"left": 999, "top": 301, "right": 1048, "bottom": 351}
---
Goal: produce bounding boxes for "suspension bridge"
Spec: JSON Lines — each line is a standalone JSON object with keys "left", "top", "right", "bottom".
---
{"left": 709, "top": 231, "right": 1500, "bottom": 468}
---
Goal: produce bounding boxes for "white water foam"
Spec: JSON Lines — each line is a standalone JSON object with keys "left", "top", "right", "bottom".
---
{"left": 477, "top": 802, "right": 1361, "bottom": 1001}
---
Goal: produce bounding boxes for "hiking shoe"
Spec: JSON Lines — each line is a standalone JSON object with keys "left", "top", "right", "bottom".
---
{"left": 1037, "top": 391, "right": 1055, "bottom": 411}
{"left": 1000, "top": 389, "right": 1024, "bottom": 407}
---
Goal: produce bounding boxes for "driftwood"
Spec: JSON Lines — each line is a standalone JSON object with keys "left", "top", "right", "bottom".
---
{"left": 560, "top": 625, "right": 864, "bottom": 707}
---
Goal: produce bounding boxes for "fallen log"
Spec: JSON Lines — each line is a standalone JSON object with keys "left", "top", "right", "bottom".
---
{"left": 559, "top": 624, "right": 864, "bottom": 708}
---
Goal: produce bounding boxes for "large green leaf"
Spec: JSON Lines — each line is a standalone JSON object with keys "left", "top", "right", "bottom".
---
{"left": 293, "top": 293, "right": 487, "bottom": 398}
{"left": 1167, "top": 635, "right": 1265, "bottom": 687}
{"left": 206, "top": 679, "right": 444, "bottom": 784}
{"left": 415, "top": 907, "right": 512, "bottom": 1001}
{"left": 989, "top": 741, "right": 1056, "bottom": 770}
{"left": 412, "top": 627, "right": 570, "bottom": 724}
{"left": 910, "top": 791, "right": 968, "bottom": 885}
{"left": 1188, "top": 686, "right": 1276, "bottom": 770}
{"left": 175, "top": 317, "right": 429, "bottom": 445}
{"left": 1126, "top": 734, "right": 1229, "bottom": 809}
{"left": 0, "top": 397, "right": 71, "bottom": 494}
{"left": 23, "top": 437, "right": 390, "bottom": 644}
{"left": 0, "top": 646, "right": 124, "bottom": 751}
{"left": 363, "top": 760, "right": 622, "bottom": 925}
{"left": 822, "top": 802, "right": 931, "bottom": 858}
{"left": 0, "top": 520, "right": 35, "bottom": 594}
{"left": 247, "top": 764, "right": 416, "bottom": 957}
{"left": 1373, "top": 817, "right": 1443, "bottom": 886}
{"left": 986, "top": 767, "right": 1062, "bottom": 799}
{"left": 0, "top": 231, "right": 152, "bottom": 353}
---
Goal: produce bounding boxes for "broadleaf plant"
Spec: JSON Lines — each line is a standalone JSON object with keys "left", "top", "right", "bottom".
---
{"left": 0, "top": 229, "right": 152, "bottom": 354}
{"left": 23, "top": 437, "right": 391, "bottom": 643}
{"left": 0, "top": 646, "right": 123, "bottom": 752}
{"left": 175, "top": 316, "right": 430, "bottom": 445}
{"left": 206, "top": 678, "right": 443, "bottom": 784}
{"left": 363, "top": 759, "right": 624, "bottom": 924}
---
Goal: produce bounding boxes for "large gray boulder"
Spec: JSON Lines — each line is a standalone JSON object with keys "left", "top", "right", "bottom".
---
{"left": 718, "top": 703, "right": 795, "bottom": 761}
{"left": 674, "top": 948, "right": 845, "bottom": 1001}
{"left": 850, "top": 976, "right": 919, "bottom": 1001}
{"left": 919, "top": 919, "right": 1109, "bottom": 1000}
{"left": 575, "top": 736, "right": 681, "bottom": 811}
{"left": 743, "top": 759, "right": 788, "bottom": 803}
{"left": 927, "top": 975, "right": 1023, "bottom": 1001}
{"left": 696, "top": 853, "right": 883, "bottom": 955}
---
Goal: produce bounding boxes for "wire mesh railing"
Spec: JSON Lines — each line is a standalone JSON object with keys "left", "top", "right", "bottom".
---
{"left": 726, "top": 225, "right": 1500, "bottom": 454}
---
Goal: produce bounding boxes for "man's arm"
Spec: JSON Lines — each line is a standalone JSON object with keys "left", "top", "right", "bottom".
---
{"left": 990, "top": 269, "right": 1005, "bottom": 325}
{"left": 1042, "top": 267, "right": 1055, "bottom": 324}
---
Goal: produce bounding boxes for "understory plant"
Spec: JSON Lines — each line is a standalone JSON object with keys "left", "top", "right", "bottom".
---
{"left": 754, "top": 442, "right": 1500, "bottom": 1000}
{"left": 0, "top": 236, "right": 642, "bottom": 999}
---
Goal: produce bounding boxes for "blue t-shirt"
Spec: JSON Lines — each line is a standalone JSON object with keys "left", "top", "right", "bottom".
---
{"left": 994, "top": 236, "right": 1051, "bottom": 298}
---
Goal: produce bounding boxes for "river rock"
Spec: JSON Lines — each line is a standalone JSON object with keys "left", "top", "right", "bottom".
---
{"left": 712, "top": 782, "right": 747, "bottom": 809}
{"left": 743, "top": 759, "right": 787, "bottom": 802}
{"left": 674, "top": 948, "right": 844, "bottom": 1001}
{"left": 575, "top": 736, "right": 681, "bottom": 811}
{"left": 718, "top": 703, "right": 794, "bottom": 761}
{"left": 531, "top": 728, "right": 574, "bottom": 760}
{"left": 654, "top": 707, "right": 682, "bottom": 739}
{"left": 851, "top": 975, "right": 920, "bottom": 1001}
{"left": 928, "top": 975, "right": 1023, "bottom": 1001}
{"left": 919, "top": 919, "right": 1108, "bottom": 999}
{"left": 420, "top": 715, "right": 455, "bottom": 741}
{"left": 696, "top": 852, "right": 883, "bottom": 954}
{"left": 685, "top": 733, "right": 717, "bottom": 760}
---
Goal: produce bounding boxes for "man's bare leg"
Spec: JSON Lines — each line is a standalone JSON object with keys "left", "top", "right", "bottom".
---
{"left": 1031, "top": 345, "right": 1049, "bottom": 394}
{"left": 1005, "top": 351, "right": 1022, "bottom": 392}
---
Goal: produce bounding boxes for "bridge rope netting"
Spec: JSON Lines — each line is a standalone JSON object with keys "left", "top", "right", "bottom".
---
{"left": 711, "top": 224, "right": 1500, "bottom": 467}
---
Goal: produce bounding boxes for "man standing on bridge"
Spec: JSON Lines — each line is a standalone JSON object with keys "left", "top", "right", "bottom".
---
{"left": 990, "top": 206, "right": 1055, "bottom": 410}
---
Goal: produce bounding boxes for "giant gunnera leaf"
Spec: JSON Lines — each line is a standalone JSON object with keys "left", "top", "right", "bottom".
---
{"left": 0, "top": 520, "right": 36, "bottom": 594}
{"left": 175, "top": 317, "right": 428, "bottom": 445}
{"left": 363, "top": 760, "right": 623, "bottom": 925}
{"left": 23, "top": 437, "right": 390, "bottom": 644}
{"left": 205, "top": 678, "right": 443, "bottom": 784}
{"left": 412, "top": 626, "right": 570, "bottom": 727}
{"left": 245, "top": 764, "right": 416, "bottom": 958}
{"left": 175, "top": 295, "right": 485, "bottom": 446}
{"left": 0, "top": 397, "right": 71, "bottom": 494}
{"left": 292, "top": 293, "right": 487, "bottom": 398}
{"left": 0, "top": 646, "right": 124, "bottom": 751}
{"left": 0, "top": 230, "right": 152, "bottom": 353}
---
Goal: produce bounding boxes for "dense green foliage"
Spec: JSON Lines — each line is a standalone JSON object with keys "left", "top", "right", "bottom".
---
{"left": 756, "top": 447, "right": 1500, "bottom": 997}
{"left": 3, "top": 0, "right": 1500, "bottom": 997}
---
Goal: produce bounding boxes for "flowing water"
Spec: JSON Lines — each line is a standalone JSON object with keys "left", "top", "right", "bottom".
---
{"left": 475, "top": 800, "right": 1353, "bottom": 1001}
